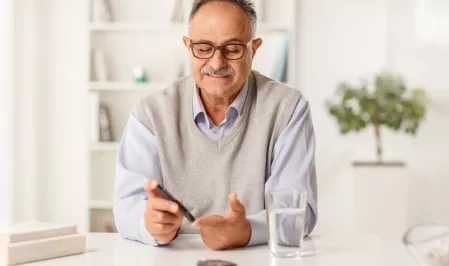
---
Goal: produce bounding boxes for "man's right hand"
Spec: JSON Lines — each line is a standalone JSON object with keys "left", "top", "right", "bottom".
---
{"left": 144, "top": 180, "right": 183, "bottom": 243}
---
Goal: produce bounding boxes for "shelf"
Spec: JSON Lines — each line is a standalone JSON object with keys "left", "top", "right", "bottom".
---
{"left": 258, "top": 22, "right": 293, "bottom": 32}
{"left": 89, "top": 22, "right": 292, "bottom": 33}
{"left": 90, "top": 141, "right": 119, "bottom": 151}
{"left": 89, "top": 81, "right": 169, "bottom": 92}
{"left": 89, "top": 22, "right": 185, "bottom": 32}
{"left": 90, "top": 200, "right": 113, "bottom": 210}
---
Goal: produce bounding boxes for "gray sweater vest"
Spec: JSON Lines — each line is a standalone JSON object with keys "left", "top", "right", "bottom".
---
{"left": 136, "top": 71, "right": 301, "bottom": 233}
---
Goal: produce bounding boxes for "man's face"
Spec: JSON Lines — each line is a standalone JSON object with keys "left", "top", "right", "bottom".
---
{"left": 183, "top": 2, "right": 262, "bottom": 99}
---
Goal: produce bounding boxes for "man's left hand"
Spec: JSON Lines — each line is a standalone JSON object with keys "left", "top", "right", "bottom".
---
{"left": 192, "top": 192, "right": 251, "bottom": 250}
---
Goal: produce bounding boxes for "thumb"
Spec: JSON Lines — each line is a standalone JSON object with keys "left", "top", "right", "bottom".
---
{"left": 228, "top": 192, "right": 245, "bottom": 216}
{"left": 144, "top": 180, "right": 164, "bottom": 198}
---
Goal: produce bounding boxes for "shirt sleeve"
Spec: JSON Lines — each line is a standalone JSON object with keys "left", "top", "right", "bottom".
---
{"left": 113, "top": 108, "right": 171, "bottom": 246}
{"left": 246, "top": 97, "right": 318, "bottom": 246}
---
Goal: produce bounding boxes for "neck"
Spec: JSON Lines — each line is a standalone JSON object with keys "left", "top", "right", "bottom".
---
{"left": 198, "top": 88, "right": 241, "bottom": 126}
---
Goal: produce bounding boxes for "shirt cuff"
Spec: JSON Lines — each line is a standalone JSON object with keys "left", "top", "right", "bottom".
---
{"left": 246, "top": 210, "right": 268, "bottom": 246}
{"left": 156, "top": 229, "right": 180, "bottom": 246}
{"left": 137, "top": 216, "right": 159, "bottom": 246}
{"left": 138, "top": 216, "right": 179, "bottom": 246}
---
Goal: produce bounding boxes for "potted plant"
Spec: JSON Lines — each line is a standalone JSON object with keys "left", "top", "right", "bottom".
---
{"left": 326, "top": 71, "right": 428, "bottom": 166}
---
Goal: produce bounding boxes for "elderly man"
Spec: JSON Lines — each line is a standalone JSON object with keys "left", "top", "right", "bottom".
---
{"left": 113, "top": 0, "right": 317, "bottom": 250}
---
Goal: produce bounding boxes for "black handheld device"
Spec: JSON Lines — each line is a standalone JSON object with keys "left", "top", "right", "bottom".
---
{"left": 156, "top": 184, "right": 196, "bottom": 223}
{"left": 197, "top": 260, "right": 237, "bottom": 266}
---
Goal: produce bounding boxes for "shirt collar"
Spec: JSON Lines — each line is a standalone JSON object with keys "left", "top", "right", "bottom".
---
{"left": 192, "top": 79, "right": 249, "bottom": 122}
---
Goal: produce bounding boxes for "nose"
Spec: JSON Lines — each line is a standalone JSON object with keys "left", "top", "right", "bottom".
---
{"left": 207, "top": 48, "right": 227, "bottom": 70}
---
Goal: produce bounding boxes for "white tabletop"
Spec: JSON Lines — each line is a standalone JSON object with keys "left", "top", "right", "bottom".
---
{"left": 23, "top": 233, "right": 417, "bottom": 266}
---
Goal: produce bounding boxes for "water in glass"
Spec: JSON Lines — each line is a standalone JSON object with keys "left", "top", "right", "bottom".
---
{"left": 266, "top": 189, "right": 307, "bottom": 258}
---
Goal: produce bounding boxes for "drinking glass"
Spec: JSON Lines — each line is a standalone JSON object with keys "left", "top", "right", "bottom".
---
{"left": 265, "top": 188, "right": 308, "bottom": 258}
{"left": 403, "top": 223, "right": 449, "bottom": 266}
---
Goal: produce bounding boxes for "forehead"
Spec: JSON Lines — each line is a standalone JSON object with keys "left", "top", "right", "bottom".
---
{"left": 189, "top": 2, "right": 251, "bottom": 43}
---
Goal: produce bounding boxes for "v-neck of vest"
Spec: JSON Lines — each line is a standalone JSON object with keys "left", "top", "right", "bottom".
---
{"left": 186, "top": 74, "right": 254, "bottom": 152}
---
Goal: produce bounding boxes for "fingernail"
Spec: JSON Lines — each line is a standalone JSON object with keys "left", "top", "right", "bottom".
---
{"left": 171, "top": 204, "right": 178, "bottom": 213}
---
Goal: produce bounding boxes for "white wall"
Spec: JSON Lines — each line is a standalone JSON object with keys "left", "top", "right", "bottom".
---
{"left": 0, "top": 0, "right": 15, "bottom": 225}
{"left": 13, "top": 0, "right": 40, "bottom": 223}
{"left": 37, "top": 0, "right": 89, "bottom": 230}
{"left": 297, "top": 0, "right": 449, "bottom": 233}
{"left": 390, "top": 0, "right": 449, "bottom": 92}
{"left": 386, "top": 0, "right": 449, "bottom": 227}
{"left": 297, "top": 0, "right": 389, "bottom": 162}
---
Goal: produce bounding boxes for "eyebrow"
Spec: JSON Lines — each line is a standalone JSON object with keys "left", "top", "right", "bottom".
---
{"left": 192, "top": 37, "right": 245, "bottom": 45}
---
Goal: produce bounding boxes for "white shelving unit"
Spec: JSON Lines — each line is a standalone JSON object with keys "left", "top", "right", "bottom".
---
{"left": 89, "top": 22, "right": 186, "bottom": 32}
{"left": 90, "top": 141, "right": 120, "bottom": 151}
{"left": 89, "top": 21, "right": 292, "bottom": 32}
{"left": 90, "top": 200, "right": 114, "bottom": 210}
{"left": 89, "top": 81, "right": 170, "bottom": 92}
{"left": 85, "top": 0, "right": 297, "bottom": 233}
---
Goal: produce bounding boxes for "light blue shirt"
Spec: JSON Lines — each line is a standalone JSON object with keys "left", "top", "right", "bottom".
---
{"left": 193, "top": 81, "right": 249, "bottom": 140}
{"left": 113, "top": 80, "right": 318, "bottom": 247}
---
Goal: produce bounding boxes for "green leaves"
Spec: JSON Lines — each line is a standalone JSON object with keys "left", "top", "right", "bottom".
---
{"left": 328, "top": 104, "right": 367, "bottom": 134}
{"left": 326, "top": 71, "right": 428, "bottom": 136}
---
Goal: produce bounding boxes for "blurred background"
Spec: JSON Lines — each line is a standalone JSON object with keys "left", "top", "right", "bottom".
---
{"left": 0, "top": 0, "right": 448, "bottom": 237}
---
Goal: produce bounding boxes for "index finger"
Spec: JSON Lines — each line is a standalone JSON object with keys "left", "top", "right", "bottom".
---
{"left": 144, "top": 180, "right": 164, "bottom": 198}
{"left": 192, "top": 215, "right": 225, "bottom": 227}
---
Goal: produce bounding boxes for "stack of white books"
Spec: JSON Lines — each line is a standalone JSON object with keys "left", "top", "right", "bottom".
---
{"left": 0, "top": 221, "right": 86, "bottom": 265}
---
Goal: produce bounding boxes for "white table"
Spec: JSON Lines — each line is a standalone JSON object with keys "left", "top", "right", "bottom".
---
{"left": 23, "top": 233, "right": 417, "bottom": 266}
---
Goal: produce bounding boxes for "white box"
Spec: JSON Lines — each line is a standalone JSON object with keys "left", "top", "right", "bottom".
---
{"left": 0, "top": 221, "right": 86, "bottom": 265}
{"left": 0, "top": 221, "right": 77, "bottom": 244}
{"left": 0, "top": 234, "right": 86, "bottom": 265}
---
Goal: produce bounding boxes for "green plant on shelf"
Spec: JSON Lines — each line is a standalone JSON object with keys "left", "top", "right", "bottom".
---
{"left": 325, "top": 71, "right": 428, "bottom": 165}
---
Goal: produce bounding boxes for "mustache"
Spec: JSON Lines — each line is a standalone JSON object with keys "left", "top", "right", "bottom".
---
{"left": 200, "top": 67, "right": 235, "bottom": 77}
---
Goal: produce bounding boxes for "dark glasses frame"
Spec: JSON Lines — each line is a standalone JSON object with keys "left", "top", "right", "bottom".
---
{"left": 188, "top": 39, "right": 253, "bottom": 60}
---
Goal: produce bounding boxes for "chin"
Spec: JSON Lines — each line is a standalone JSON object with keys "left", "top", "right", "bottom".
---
{"left": 202, "top": 86, "right": 232, "bottom": 98}
{"left": 201, "top": 84, "right": 234, "bottom": 97}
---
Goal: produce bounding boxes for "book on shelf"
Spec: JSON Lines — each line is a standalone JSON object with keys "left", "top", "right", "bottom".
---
{"left": 170, "top": 0, "right": 185, "bottom": 23}
{"left": 99, "top": 104, "right": 113, "bottom": 142}
{"left": 91, "top": 0, "right": 113, "bottom": 22}
{"left": 0, "top": 221, "right": 86, "bottom": 265}
{"left": 91, "top": 49, "right": 109, "bottom": 82}
{"left": 89, "top": 92, "right": 100, "bottom": 142}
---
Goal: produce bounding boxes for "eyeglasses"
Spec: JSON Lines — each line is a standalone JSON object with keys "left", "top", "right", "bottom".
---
{"left": 189, "top": 40, "right": 252, "bottom": 60}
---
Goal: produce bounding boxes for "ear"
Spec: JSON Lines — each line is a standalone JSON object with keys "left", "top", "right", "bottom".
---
{"left": 250, "top": 38, "right": 263, "bottom": 58}
{"left": 182, "top": 36, "right": 191, "bottom": 50}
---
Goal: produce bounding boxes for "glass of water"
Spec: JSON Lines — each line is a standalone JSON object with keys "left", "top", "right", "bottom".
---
{"left": 265, "top": 188, "right": 308, "bottom": 258}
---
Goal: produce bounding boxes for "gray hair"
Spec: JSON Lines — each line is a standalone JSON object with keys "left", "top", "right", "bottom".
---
{"left": 188, "top": 0, "right": 257, "bottom": 39}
